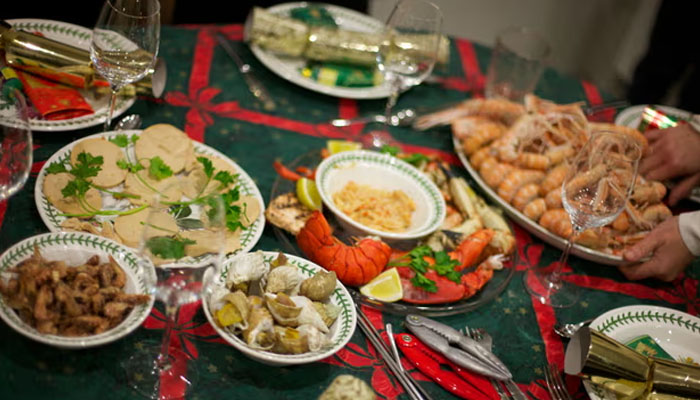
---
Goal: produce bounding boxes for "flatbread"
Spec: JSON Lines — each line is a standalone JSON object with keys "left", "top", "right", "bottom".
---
{"left": 70, "top": 138, "right": 127, "bottom": 188}
{"left": 134, "top": 124, "right": 194, "bottom": 174}
{"left": 43, "top": 172, "right": 102, "bottom": 217}
{"left": 113, "top": 208, "right": 178, "bottom": 248}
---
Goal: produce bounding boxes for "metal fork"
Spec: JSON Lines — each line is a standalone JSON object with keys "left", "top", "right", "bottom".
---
{"left": 467, "top": 328, "right": 529, "bottom": 400}
{"left": 543, "top": 363, "right": 573, "bottom": 400}
{"left": 462, "top": 327, "right": 510, "bottom": 400}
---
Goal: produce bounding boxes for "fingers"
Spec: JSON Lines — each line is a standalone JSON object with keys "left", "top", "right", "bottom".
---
{"left": 643, "top": 128, "right": 666, "bottom": 142}
{"left": 622, "top": 232, "right": 660, "bottom": 262}
{"left": 618, "top": 261, "right": 656, "bottom": 280}
{"left": 638, "top": 151, "right": 665, "bottom": 177}
{"left": 668, "top": 172, "right": 700, "bottom": 206}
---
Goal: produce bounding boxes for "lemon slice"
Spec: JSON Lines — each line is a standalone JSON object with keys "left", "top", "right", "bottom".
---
{"left": 360, "top": 267, "right": 403, "bottom": 302}
{"left": 327, "top": 140, "right": 362, "bottom": 154}
{"left": 296, "top": 177, "right": 322, "bottom": 211}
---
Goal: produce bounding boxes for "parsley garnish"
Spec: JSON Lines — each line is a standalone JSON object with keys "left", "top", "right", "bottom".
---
{"left": 389, "top": 245, "right": 462, "bottom": 292}
{"left": 148, "top": 156, "right": 173, "bottom": 180}
{"left": 146, "top": 236, "right": 196, "bottom": 259}
{"left": 109, "top": 134, "right": 139, "bottom": 148}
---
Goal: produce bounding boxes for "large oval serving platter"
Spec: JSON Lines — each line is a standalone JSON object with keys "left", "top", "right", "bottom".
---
{"left": 202, "top": 251, "right": 356, "bottom": 366}
{"left": 452, "top": 135, "right": 625, "bottom": 266}
{"left": 0, "top": 232, "right": 155, "bottom": 348}
{"left": 35, "top": 130, "right": 266, "bottom": 261}
{"left": 0, "top": 19, "right": 135, "bottom": 132}
{"left": 249, "top": 2, "right": 392, "bottom": 99}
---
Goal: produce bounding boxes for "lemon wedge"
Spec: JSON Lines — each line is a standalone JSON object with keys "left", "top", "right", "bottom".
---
{"left": 327, "top": 140, "right": 362, "bottom": 154}
{"left": 360, "top": 268, "right": 403, "bottom": 302}
{"left": 296, "top": 177, "right": 322, "bottom": 211}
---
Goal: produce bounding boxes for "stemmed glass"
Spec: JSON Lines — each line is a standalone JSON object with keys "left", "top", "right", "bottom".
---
{"left": 365, "top": 0, "right": 442, "bottom": 149}
{"left": 123, "top": 177, "right": 225, "bottom": 399}
{"left": 0, "top": 91, "right": 32, "bottom": 201}
{"left": 524, "top": 130, "right": 642, "bottom": 307}
{"left": 90, "top": 0, "right": 160, "bottom": 131}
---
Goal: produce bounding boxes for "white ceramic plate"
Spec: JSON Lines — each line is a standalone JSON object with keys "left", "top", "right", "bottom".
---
{"left": 0, "top": 19, "right": 135, "bottom": 132}
{"left": 615, "top": 104, "right": 700, "bottom": 203}
{"left": 0, "top": 232, "right": 155, "bottom": 348}
{"left": 203, "top": 251, "right": 357, "bottom": 366}
{"left": 452, "top": 136, "right": 625, "bottom": 266}
{"left": 315, "top": 150, "right": 446, "bottom": 242}
{"left": 249, "top": 2, "right": 392, "bottom": 99}
{"left": 583, "top": 305, "right": 700, "bottom": 400}
{"left": 34, "top": 130, "right": 266, "bottom": 259}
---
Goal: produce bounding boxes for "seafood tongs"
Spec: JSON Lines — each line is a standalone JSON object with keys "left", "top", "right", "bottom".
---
{"left": 405, "top": 314, "right": 512, "bottom": 381}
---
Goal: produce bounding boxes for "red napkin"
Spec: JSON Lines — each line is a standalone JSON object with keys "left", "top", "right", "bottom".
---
{"left": 15, "top": 69, "right": 94, "bottom": 120}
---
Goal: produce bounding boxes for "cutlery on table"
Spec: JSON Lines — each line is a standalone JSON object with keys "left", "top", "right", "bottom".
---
{"left": 355, "top": 306, "right": 429, "bottom": 400}
{"left": 114, "top": 114, "right": 142, "bottom": 131}
{"left": 553, "top": 317, "right": 595, "bottom": 339}
{"left": 405, "top": 314, "right": 512, "bottom": 381}
{"left": 465, "top": 327, "right": 528, "bottom": 400}
{"left": 543, "top": 363, "right": 573, "bottom": 400}
{"left": 215, "top": 33, "right": 276, "bottom": 112}
{"left": 394, "top": 331, "right": 499, "bottom": 400}
{"left": 330, "top": 108, "right": 417, "bottom": 127}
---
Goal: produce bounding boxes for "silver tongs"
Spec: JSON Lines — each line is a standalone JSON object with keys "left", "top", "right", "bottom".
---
{"left": 215, "top": 33, "right": 276, "bottom": 112}
{"left": 405, "top": 314, "right": 512, "bottom": 381}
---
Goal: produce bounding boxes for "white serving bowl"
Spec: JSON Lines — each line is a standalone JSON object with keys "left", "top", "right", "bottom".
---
{"left": 203, "top": 251, "right": 357, "bottom": 367}
{"left": 0, "top": 232, "right": 155, "bottom": 349}
{"left": 315, "top": 150, "right": 446, "bottom": 242}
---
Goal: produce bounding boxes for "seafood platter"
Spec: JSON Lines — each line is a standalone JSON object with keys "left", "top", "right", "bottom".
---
{"left": 0, "top": 232, "right": 155, "bottom": 348}
{"left": 203, "top": 251, "right": 356, "bottom": 366}
{"left": 266, "top": 144, "right": 518, "bottom": 316}
{"left": 416, "top": 94, "right": 672, "bottom": 266}
{"left": 34, "top": 123, "right": 266, "bottom": 264}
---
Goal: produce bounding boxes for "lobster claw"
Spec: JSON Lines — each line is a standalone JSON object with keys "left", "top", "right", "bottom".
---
{"left": 405, "top": 314, "right": 512, "bottom": 381}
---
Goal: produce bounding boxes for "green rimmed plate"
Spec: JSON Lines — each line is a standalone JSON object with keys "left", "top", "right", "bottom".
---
{"left": 34, "top": 130, "right": 266, "bottom": 262}
{"left": 583, "top": 305, "right": 700, "bottom": 400}
{"left": 315, "top": 150, "right": 447, "bottom": 242}
{"left": 0, "top": 232, "right": 155, "bottom": 348}
{"left": 0, "top": 19, "right": 135, "bottom": 132}
{"left": 202, "top": 251, "right": 356, "bottom": 366}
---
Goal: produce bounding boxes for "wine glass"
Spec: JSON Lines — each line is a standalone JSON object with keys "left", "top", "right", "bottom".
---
{"left": 524, "top": 130, "right": 642, "bottom": 308}
{"left": 90, "top": 0, "right": 160, "bottom": 132}
{"left": 365, "top": 0, "right": 442, "bottom": 149}
{"left": 123, "top": 177, "right": 225, "bottom": 399}
{"left": 0, "top": 91, "right": 32, "bottom": 201}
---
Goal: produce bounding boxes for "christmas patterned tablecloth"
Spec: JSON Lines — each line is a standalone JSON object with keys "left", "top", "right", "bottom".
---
{"left": 0, "top": 23, "right": 697, "bottom": 400}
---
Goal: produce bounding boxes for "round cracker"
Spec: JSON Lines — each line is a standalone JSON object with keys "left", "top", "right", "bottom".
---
{"left": 114, "top": 208, "right": 177, "bottom": 248}
{"left": 135, "top": 124, "right": 194, "bottom": 174}
{"left": 70, "top": 138, "right": 127, "bottom": 188}
{"left": 43, "top": 172, "right": 102, "bottom": 217}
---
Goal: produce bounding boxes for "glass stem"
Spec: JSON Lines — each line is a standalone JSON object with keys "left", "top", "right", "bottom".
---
{"left": 104, "top": 86, "right": 119, "bottom": 132}
{"left": 549, "top": 225, "right": 584, "bottom": 285}
{"left": 156, "top": 304, "right": 179, "bottom": 372}
{"left": 384, "top": 79, "right": 402, "bottom": 126}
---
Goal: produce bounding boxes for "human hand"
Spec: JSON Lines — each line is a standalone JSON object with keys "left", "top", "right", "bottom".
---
{"left": 639, "top": 124, "right": 700, "bottom": 182}
{"left": 619, "top": 216, "right": 693, "bottom": 281}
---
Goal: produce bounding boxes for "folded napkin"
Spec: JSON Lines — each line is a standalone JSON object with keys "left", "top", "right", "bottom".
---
{"left": 15, "top": 69, "right": 93, "bottom": 120}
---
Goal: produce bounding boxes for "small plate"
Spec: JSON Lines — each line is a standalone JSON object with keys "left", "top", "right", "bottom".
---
{"left": 0, "top": 232, "right": 155, "bottom": 348}
{"left": 583, "top": 305, "right": 700, "bottom": 400}
{"left": 202, "top": 251, "right": 357, "bottom": 366}
{"left": 34, "top": 130, "right": 266, "bottom": 260}
{"left": 1, "top": 19, "right": 135, "bottom": 132}
{"left": 316, "top": 150, "right": 446, "bottom": 242}
{"left": 249, "top": 2, "right": 392, "bottom": 99}
{"left": 452, "top": 135, "right": 626, "bottom": 266}
{"left": 270, "top": 149, "right": 516, "bottom": 317}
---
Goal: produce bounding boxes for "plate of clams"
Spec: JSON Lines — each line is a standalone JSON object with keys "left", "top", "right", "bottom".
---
{"left": 203, "top": 251, "right": 356, "bottom": 366}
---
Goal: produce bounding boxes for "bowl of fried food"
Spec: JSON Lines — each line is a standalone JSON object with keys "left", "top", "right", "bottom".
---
{"left": 0, "top": 232, "right": 155, "bottom": 348}
{"left": 315, "top": 150, "right": 447, "bottom": 242}
{"left": 203, "top": 251, "right": 356, "bottom": 366}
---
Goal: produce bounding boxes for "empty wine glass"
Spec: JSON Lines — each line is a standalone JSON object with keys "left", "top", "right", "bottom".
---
{"left": 0, "top": 91, "right": 32, "bottom": 201}
{"left": 524, "top": 130, "right": 642, "bottom": 307}
{"left": 377, "top": 0, "right": 442, "bottom": 125}
{"left": 90, "top": 0, "right": 160, "bottom": 131}
{"left": 123, "top": 177, "right": 225, "bottom": 399}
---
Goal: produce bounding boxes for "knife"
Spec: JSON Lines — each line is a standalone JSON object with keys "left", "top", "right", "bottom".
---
{"left": 215, "top": 33, "right": 276, "bottom": 112}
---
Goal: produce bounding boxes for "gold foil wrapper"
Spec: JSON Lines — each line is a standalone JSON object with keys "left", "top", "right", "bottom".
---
{"left": 245, "top": 7, "right": 450, "bottom": 67}
{"left": 0, "top": 21, "right": 165, "bottom": 97}
{"left": 650, "top": 359, "right": 700, "bottom": 398}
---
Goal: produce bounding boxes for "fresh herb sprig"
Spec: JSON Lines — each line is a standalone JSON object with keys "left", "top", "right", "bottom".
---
{"left": 379, "top": 145, "right": 430, "bottom": 167}
{"left": 389, "top": 245, "right": 461, "bottom": 292}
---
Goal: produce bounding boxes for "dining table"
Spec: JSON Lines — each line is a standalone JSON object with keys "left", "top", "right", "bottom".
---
{"left": 0, "top": 22, "right": 698, "bottom": 400}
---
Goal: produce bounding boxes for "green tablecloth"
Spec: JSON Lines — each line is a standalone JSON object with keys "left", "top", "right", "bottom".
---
{"left": 0, "top": 24, "right": 698, "bottom": 400}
